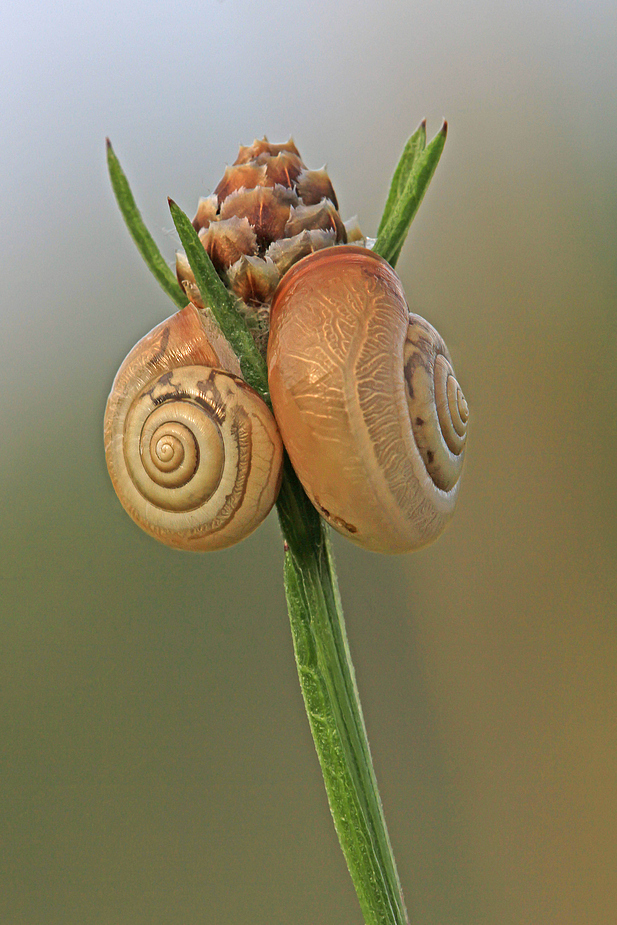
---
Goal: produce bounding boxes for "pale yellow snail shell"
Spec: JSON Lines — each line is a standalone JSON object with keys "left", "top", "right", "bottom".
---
{"left": 104, "top": 303, "right": 284, "bottom": 550}
{"left": 267, "top": 245, "right": 468, "bottom": 553}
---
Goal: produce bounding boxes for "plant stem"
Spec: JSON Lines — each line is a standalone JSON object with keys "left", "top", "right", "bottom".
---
{"left": 276, "top": 461, "right": 409, "bottom": 925}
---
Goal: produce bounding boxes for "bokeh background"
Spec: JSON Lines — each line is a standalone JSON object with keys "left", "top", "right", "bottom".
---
{"left": 2, "top": 1, "right": 616, "bottom": 923}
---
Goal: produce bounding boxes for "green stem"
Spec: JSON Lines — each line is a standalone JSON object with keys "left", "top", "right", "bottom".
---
{"left": 276, "top": 462, "right": 409, "bottom": 925}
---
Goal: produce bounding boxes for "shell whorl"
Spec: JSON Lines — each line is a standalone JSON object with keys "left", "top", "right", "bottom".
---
{"left": 104, "top": 305, "right": 283, "bottom": 550}
{"left": 404, "top": 314, "right": 468, "bottom": 494}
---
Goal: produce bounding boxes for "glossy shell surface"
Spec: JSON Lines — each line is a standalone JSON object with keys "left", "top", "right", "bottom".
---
{"left": 267, "top": 246, "right": 467, "bottom": 552}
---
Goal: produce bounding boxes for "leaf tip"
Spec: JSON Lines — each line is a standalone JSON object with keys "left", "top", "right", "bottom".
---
{"left": 105, "top": 138, "right": 116, "bottom": 166}
{"left": 440, "top": 119, "right": 448, "bottom": 137}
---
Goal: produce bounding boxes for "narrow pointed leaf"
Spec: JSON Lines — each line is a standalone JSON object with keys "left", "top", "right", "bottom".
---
{"left": 168, "top": 199, "right": 269, "bottom": 401}
{"left": 376, "top": 119, "right": 427, "bottom": 238}
{"left": 374, "top": 121, "right": 447, "bottom": 268}
{"left": 106, "top": 140, "right": 187, "bottom": 310}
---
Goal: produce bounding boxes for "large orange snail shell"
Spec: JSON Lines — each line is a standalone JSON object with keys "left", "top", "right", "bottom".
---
{"left": 267, "top": 246, "right": 468, "bottom": 553}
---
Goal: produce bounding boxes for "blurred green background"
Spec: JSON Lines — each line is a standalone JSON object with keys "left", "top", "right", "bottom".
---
{"left": 1, "top": 1, "right": 616, "bottom": 923}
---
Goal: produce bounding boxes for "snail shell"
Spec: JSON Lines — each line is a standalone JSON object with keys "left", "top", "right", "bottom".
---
{"left": 267, "top": 245, "right": 468, "bottom": 553}
{"left": 104, "top": 304, "right": 283, "bottom": 550}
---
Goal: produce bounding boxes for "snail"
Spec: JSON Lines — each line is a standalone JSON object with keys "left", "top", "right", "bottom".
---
{"left": 267, "top": 245, "right": 468, "bottom": 553}
{"left": 103, "top": 302, "right": 284, "bottom": 550}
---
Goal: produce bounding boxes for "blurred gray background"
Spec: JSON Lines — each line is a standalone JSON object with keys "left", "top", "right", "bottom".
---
{"left": 1, "top": 1, "right": 616, "bottom": 923}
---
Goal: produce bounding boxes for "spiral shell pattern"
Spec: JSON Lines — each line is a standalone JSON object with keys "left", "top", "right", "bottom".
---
{"left": 104, "top": 306, "right": 283, "bottom": 551}
{"left": 404, "top": 314, "right": 468, "bottom": 493}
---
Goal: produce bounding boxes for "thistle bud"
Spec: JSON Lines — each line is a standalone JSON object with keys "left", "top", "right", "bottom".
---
{"left": 176, "top": 137, "right": 362, "bottom": 354}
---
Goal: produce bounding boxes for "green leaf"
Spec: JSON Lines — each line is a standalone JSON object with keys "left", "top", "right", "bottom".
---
{"left": 168, "top": 199, "right": 269, "bottom": 402}
{"left": 374, "top": 120, "right": 447, "bottom": 268}
{"left": 106, "top": 140, "right": 187, "bottom": 310}
{"left": 376, "top": 119, "right": 426, "bottom": 238}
